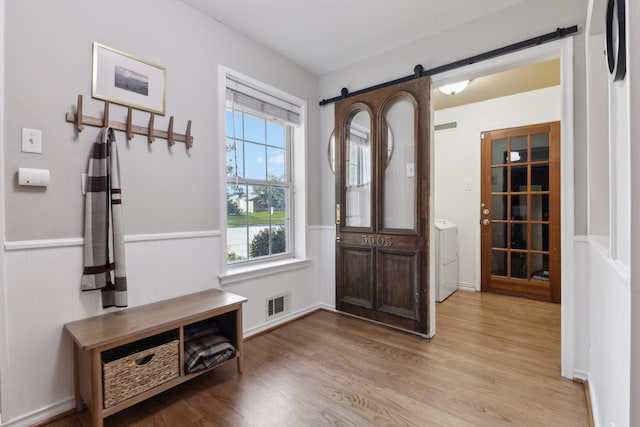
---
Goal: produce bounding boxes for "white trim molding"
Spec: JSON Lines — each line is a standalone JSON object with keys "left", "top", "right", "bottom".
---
{"left": 217, "top": 65, "right": 308, "bottom": 279}
{"left": 243, "top": 303, "right": 324, "bottom": 338}
{"left": 308, "top": 225, "right": 333, "bottom": 231}
{"left": 456, "top": 282, "right": 477, "bottom": 292}
{"left": 573, "top": 369, "right": 589, "bottom": 382}
{"left": 124, "top": 230, "right": 220, "bottom": 243}
{"left": 0, "top": 1, "right": 8, "bottom": 422}
{"left": 559, "top": 37, "right": 576, "bottom": 380}
{"left": 219, "top": 258, "right": 312, "bottom": 286}
{"left": 0, "top": 398, "right": 75, "bottom": 427}
{"left": 4, "top": 230, "right": 220, "bottom": 251}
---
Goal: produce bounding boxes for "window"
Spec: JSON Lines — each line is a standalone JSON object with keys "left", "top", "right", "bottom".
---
{"left": 226, "top": 107, "right": 291, "bottom": 262}
{"left": 221, "top": 71, "right": 303, "bottom": 268}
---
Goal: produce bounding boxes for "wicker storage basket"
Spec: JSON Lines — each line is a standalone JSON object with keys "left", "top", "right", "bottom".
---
{"left": 103, "top": 339, "right": 179, "bottom": 408}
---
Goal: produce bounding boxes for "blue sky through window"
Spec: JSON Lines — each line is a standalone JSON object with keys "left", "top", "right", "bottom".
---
{"left": 226, "top": 108, "right": 286, "bottom": 181}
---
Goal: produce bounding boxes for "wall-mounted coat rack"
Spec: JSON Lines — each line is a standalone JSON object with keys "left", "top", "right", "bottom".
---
{"left": 65, "top": 95, "right": 193, "bottom": 149}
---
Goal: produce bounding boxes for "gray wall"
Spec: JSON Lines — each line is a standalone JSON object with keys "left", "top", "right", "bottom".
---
{"left": 4, "top": 0, "right": 320, "bottom": 242}
{"left": 1, "top": 1, "right": 324, "bottom": 422}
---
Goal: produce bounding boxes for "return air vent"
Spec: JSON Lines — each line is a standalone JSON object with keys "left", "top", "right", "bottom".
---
{"left": 434, "top": 121, "right": 458, "bottom": 131}
{"left": 266, "top": 293, "right": 290, "bottom": 320}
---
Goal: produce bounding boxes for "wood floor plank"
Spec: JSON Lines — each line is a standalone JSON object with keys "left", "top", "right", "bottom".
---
{"left": 42, "top": 291, "right": 587, "bottom": 426}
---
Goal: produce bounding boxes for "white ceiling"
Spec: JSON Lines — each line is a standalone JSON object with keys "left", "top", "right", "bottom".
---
{"left": 181, "top": 0, "right": 528, "bottom": 74}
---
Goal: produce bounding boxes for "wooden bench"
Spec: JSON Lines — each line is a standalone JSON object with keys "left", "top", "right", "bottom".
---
{"left": 64, "top": 289, "right": 247, "bottom": 427}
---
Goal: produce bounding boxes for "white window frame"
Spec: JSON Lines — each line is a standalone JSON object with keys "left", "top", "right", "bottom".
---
{"left": 217, "top": 66, "right": 309, "bottom": 285}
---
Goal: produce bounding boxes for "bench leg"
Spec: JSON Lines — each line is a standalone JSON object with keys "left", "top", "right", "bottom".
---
{"left": 236, "top": 307, "right": 244, "bottom": 373}
{"left": 90, "top": 349, "right": 103, "bottom": 427}
{"left": 73, "top": 343, "right": 84, "bottom": 412}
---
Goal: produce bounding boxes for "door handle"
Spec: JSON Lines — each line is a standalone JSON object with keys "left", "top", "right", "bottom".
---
{"left": 335, "top": 204, "right": 341, "bottom": 241}
{"left": 482, "top": 219, "right": 490, "bottom": 226}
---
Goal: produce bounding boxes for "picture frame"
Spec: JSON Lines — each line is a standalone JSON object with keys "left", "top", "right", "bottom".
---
{"left": 92, "top": 42, "right": 166, "bottom": 115}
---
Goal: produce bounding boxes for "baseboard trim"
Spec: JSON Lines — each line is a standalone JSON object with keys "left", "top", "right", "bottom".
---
{"left": 333, "top": 310, "right": 430, "bottom": 339}
{"left": 573, "top": 373, "right": 596, "bottom": 427}
{"left": 573, "top": 369, "right": 589, "bottom": 382}
{"left": 583, "top": 380, "right": 595, "bottom": 427}
{"left": 456, "top": 282, "right": 477, "bottom": 292}
{"left": 0, "top": 397, "right": 75, "bottom": 427}
{"left": 12, "top": 304, "right": 329, "bottom": 426}
{"left": 243, "top": 303, "right": 326, "bottom": 339}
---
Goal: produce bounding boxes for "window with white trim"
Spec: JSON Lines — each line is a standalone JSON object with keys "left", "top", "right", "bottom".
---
{"left": 223, "top": 74, "right": 302, "bottom": 265}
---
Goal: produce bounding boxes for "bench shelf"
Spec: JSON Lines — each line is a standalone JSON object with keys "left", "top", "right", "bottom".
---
{"left": 64, "top": 289, "right": 247, "bottom": 427}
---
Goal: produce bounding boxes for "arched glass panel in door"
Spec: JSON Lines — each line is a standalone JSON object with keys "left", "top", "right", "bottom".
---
{"left": 345, "top": 110, "right": 372, "bottom": 227}
{"left": 383, "top": 97, "right": 416, "bottom": 230}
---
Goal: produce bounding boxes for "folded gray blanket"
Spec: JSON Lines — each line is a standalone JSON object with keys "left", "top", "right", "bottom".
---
{"left": 184, "top": 324, "right": 236, "bottom": 373}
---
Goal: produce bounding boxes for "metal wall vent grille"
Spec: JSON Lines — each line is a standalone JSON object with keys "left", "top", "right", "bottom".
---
{"left": 266, "top": 293, "right": 290, "bottom": 319}
{"left": 434, "top": 121, "right": 458, "bottom": 131}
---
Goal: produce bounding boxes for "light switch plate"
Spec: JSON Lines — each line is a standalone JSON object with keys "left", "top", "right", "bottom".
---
{"left": 406, "top": 163, "right": 415, "bottom": 178}
{"left": 22, "top": 128, "right": 42, "bottom": 154}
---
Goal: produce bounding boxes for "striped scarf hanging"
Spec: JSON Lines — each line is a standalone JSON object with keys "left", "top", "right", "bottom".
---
{"left": 81, "top": 128, "right": 128, "bottom": 308}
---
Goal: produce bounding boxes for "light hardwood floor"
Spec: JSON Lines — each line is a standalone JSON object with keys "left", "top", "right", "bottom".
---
{"left": 44, "top": 290, "right": 588, "bottom": 426}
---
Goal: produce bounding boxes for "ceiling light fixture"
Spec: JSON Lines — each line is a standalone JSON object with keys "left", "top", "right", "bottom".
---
{"left": 438, "top": 80, "right": 470, "bottom": 95}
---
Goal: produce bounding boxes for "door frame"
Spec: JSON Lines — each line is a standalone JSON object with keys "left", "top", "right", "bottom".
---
{"left": 0, "top": 0, "right": 6, "bottom": 415}
{"left": 431, "top": 37, "right": 576, "bottom": 379}
{"left": 480, "top": 122, "right": 562, "bottom": 302}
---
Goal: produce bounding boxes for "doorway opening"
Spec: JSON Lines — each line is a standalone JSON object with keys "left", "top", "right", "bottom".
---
{"left": 430, "top": 38, "right": 575, "bottom": 378}
{"left": 480, "top": 122, "right": 561, "bottom": 303}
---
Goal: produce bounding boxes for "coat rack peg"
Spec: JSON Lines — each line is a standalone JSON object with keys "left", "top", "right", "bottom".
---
{"left": 148, "top": 113, "right": 155, "bottom": 143}
{"left": 126, "top": 107, "right": 133, "bottom": 140}
{"left": 185, "top": 120, "right": 192, "bottom": 150}
{"left": 167, "top": 116, "right": 175, "bottom": 147}
{"left": 103, "top": 101, "right": 110, "bottom": 128}
{"left": 65, "top": 95, "right": 194, "bottom": 147}
{"left": 76, "top": 95, "right": 85, "bottom": 132}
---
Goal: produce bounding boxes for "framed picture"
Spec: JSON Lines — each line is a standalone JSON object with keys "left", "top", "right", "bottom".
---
{"left": 92, "top": 42, "right": 166, "bottom": 115}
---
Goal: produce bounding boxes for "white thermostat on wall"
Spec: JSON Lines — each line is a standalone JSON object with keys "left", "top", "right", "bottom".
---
{"left": 18, "top": 167, "right": 50, "bottom": 187}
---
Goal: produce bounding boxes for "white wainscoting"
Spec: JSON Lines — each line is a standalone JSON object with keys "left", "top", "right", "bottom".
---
{"left": 1, "top": 232, "right": 221, "bottom": 426}
{"left": 313, "top": 225, "right": 336, "bottom": 309}
{"left": 572, "top": 236, "right": 590, "bottom": 380}
{"left": 588, "top": 236, "right": 630, "bottom": 427}
{"left": 0, "top": 228, "right": 329, "bottom": 426}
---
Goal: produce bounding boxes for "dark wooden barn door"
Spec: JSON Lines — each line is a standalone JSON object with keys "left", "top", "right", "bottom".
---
{"left": 334, "top": 78, "right": 430, "bottom": 335}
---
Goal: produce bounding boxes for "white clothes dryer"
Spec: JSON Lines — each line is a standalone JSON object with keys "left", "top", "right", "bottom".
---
{"left": 434, "top": 219, "right": 458, "bottom": 302}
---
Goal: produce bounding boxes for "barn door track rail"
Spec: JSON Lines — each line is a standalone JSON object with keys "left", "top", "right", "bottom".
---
{"left": 319, "top": 25, "right": 578, "bottom": 106}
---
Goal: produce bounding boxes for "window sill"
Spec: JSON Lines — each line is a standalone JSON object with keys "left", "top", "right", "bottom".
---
{"left": 218, "top": 257, "right": 312, "bottom": 286}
